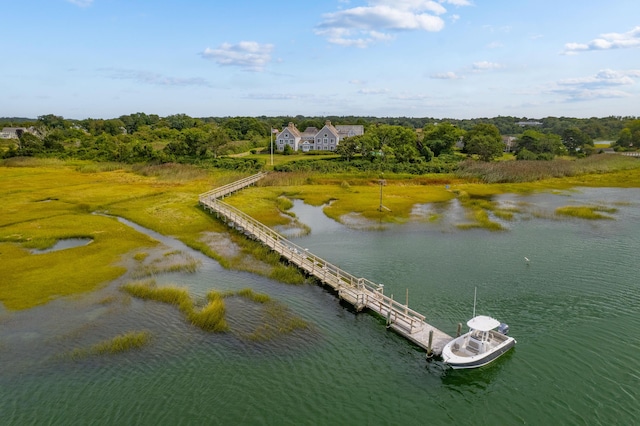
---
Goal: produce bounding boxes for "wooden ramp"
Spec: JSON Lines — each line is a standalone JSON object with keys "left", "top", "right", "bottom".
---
{"left": 199, "top": 172, "right": 452, "bottom": 356}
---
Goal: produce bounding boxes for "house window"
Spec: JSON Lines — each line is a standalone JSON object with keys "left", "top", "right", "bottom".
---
{"left": 324, "top": 138, "right": 328, "bottom": 143}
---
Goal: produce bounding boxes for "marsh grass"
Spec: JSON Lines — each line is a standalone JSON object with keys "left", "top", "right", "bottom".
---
{"left": 236, "top": 288, "right": 272, "bottom": 303}
{"left": 0, "top": 213, "right": 157, "bottom": 310}
{"left": 269, "top": 264, "right": 306, "bottom": 284}
{"left": 455, "top": 193, "right": 512, "bottom": 231}
{"left": 131, "top": 253, "right": 202, "bottom": 279}
{"left": 121, "top": 280, "right": 228, "bottom": 332}
{"left": 246, "top": 302, "right": 309, "bottom": 341}
{"left": 133, "top": 252, "right": 149, "bottom": 262}
{"left": 232, "top": 288, "right": 308, "bottom": 341}
{"left": 68, "top": 330, "right": 152, "bottom": 359}
{"left": 456, "top": 155, "right": 640, "bottom": 184}
{"left": 556, "top": 205, "right": 617, "bottom": 220}
{"left": 131, "top": 163, "right": 209, "bottom": 181}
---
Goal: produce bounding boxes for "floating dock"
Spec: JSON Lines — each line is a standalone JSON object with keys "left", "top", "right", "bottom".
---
{"left": 199, "top": 172, "right": 452, "bottom": 356}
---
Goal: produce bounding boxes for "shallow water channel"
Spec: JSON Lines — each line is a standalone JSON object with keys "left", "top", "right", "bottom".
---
{"left": 1, "top": 187, "right": 639, "bottom": 425}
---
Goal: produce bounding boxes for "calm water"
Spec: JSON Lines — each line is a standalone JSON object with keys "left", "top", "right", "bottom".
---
{"left": 1, "top": 188, "right": 639, "bottom": 425}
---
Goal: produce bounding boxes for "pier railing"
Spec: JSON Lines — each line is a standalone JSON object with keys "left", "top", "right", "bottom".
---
{"left": 199, "top": 172, "right": 451, "bottom": 353}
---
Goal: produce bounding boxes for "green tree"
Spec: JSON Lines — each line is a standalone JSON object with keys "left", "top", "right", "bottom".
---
{"left": 516, "top": 129, "right": 566, "bottom": 158}
{"left": 164, "top": 114, "right": 199, "bottom": 131}
{"left": 37, "top": 114, "right": 68, "bottom": 130}
{"left": 562, "top": 127, "right": 593, "bottom": 155}
{"left": 203, "top": 125, "right": 231, "bottom": 158}
{"left": 336, "top": 137, "right": 360, "bottom": 161}
{"left": 422, "top": 122, "right": 463, "bottom": 156}
{"left": 18, "top": 133, "right": 44, "bottom": 155}
{"left": 613, "top": 120, "right": 640, "bottom": 150}
{"left": 464, "top": 123, "right": 503, "bottom": 161}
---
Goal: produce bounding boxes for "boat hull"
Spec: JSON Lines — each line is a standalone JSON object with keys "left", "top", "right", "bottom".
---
{"left": 443, "top": 337, "right": 516, "bottom": 369}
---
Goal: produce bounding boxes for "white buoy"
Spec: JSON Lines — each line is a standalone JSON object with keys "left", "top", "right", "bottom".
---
{"left": 524, "top": 256, "right": 530, "bottom": 263}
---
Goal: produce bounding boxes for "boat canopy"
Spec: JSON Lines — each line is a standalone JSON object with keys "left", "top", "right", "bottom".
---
{"left": 467, "top": 315, "right": 501, "bottom": 332}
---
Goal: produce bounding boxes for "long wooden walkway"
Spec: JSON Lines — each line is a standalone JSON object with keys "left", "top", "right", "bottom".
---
{"left": 199, "top": 172, "right": 452, "bottom": 356}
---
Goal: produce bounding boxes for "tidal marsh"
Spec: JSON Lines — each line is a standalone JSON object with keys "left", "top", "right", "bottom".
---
{"left": 121, "top": 280, "right": 229, "bottom": 332}
{"left": 556, "top": 205, "right": 618, "bottom": 220}
{"left": 68, "top": 331, "right": 152, "bottom": 359}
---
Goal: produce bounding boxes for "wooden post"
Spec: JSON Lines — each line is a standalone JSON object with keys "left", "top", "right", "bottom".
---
{"left": 457, "top": 322, "right": 462, "bottom": 337}
{"left": 427, "top": 330, "right": 434, "bottom": 358}
{"left": 405, "top": 288, "right": 409, "bottom": 315}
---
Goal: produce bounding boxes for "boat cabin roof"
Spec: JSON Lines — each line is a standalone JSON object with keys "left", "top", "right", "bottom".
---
{"left": 467, "top": 315, "right": 501, "bottom": 332}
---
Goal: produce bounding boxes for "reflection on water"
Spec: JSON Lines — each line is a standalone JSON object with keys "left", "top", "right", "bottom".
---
{"left": 31, "top": 238, "right": 93, "bottom": 254}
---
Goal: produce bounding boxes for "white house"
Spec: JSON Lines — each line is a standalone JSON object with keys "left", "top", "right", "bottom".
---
{"left": 275, "top": 120, "right": 364, "bottom": 152}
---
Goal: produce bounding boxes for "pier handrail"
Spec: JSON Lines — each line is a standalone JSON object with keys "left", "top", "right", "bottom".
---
{"left": 199, "top": 174, "right": 427, "bottom": 328}
{"left": 198, "top": 172, "right": 455, "bottom": 353}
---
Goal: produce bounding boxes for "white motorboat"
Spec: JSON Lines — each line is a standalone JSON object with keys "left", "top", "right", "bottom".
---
{"left": 442, "top": 315, "right": 516, "bottom": 369}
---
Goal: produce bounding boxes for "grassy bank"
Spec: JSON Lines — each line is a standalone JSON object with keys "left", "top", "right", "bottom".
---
{"left": 2, "top": 155, "right": 639, "bottom": 310}
{"left": 68, "top": 331, "right": 152, "bottom": 359}
{"left": 0, "top": 158, "right": 303, "bottom": 310}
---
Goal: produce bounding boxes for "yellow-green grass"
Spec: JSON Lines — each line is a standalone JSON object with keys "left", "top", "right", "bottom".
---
{"left": 121, "top": 280, "right": 228, "bottom": 332}
{"left": 232, "top": 288, "right": 308, "bottom": 341}
{"left": 245, "top": 152, "right": 339, "bottom": 168}
{"left": 0, "top": 159, "right": 264, "bottom": 310}
{"left": 225, "top": 181, "right": 457, "bottom": 225}
{"left": 68, "top": 330, "right": 152, "bottom": 359}
{"left": 555, "top": 205, "right": 617, "bottom": 220}
{"left": 236, "top": 288, "right": 272, "bottom": 303}
{"left": 3, "top": 156, "right": 640, "bottom": 311}
{"left": 131, "top": 253, "right": 202, "bottom": 279}
{"left": 0, "top": 213, "right": 158, "bottom": 310}
{"left": 246, "top": 302, "right": 309, "bottom": 341}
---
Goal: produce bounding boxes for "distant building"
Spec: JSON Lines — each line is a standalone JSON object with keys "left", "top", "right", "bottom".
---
{"left": 516, "top": 121, "right": 543, "bottom": 127}
{"left": 275, "top": 120, "right": 364, "bottom": 152}
{"left": 0, "top": 127, "right": 29, "bottom": 139}
{"left": 502, "top": 136, "right": 516, "bottom": 152}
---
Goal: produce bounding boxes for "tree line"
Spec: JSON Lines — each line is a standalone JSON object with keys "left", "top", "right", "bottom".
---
{"left": 2, "top": 113, "right": 638, "bottom": 173}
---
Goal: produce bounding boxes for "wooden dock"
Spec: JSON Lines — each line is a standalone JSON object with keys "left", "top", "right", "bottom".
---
{"left": 199, "top": 172, "right": 452, "bottom": 356}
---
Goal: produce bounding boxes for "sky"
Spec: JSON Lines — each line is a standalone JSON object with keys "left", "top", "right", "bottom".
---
{"left": 2, "top": 0, "right": 639, "bottom": 120}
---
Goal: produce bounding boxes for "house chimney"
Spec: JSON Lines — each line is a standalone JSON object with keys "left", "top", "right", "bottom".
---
{"left": 288, "top": 122, "right": 295, "bottom": 128}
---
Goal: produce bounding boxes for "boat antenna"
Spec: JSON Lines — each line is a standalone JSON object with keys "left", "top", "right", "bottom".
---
{"left": 472, "top": 286, "right": 477, "bottom": 318}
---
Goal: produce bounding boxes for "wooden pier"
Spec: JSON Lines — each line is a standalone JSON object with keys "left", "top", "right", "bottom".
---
{"left": 199, "top": 172, "right": 452, "bottom": 356}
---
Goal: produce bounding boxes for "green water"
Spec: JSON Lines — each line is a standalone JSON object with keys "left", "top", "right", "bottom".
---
{"left": 1, "top": 188, "right": 639, "bottom": 425}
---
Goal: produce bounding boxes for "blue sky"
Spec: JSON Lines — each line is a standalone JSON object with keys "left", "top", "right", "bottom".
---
{"left": 2, "top": 0, "right": 639, "bottom": 119}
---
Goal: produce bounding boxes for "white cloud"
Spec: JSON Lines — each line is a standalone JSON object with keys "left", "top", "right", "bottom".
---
{"left": 430, "top": 71, "right": 461, "bottom": 79}
{"left": 315, "top": 0, "right": 470, "bottom": 47}
{"left": 430, "top": 60, "right": 502, "bottom": 80}
{"left": 246, "top": 94, "right": 305, "bottom": 100}
{"left": 67, "top": 0, "right": 93, "bottom": 6}
{"left": 551, "top": 69, "right": 640, "bottom": 101}
{"left": 442, "top": 0, "right": 472, "bottom": 5}
{"left": 358, "top": 88, "right": 390, "bottom": 94}
{"left": 558, "top": 69, "right": 640, "bottom": 88}
{"left": 202, "top": 41, "right": 274, "bottom": 72}
{"left": 102, "top": 69, "right": 211, "bottom": 88}
{"left": 562, "top": 26, "right": 640, "bottom": 55}
{"left": 472, "top": 61, "right": 504, "bottom": 71}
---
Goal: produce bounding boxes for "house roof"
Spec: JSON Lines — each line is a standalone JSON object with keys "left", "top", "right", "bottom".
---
{"left": 301, "top": 127, "right": 319, "bottom": 137}
{"left": 278, "top": 122, "right": 301, "bottom": 138}
{"left": 336, "top": 125, "right": 364, "bottom": 137}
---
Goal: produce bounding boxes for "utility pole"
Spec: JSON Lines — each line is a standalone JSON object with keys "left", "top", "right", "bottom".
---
{"left": 378, "top": 173, "right": 389, "bottom": 212}
{"left": 270, "top": 128, "right": 274, "bottom": 166}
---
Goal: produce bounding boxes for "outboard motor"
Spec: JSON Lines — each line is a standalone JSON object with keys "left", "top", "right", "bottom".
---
{"left": 498, "top": 323, "right": 510, "bottom": 335}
